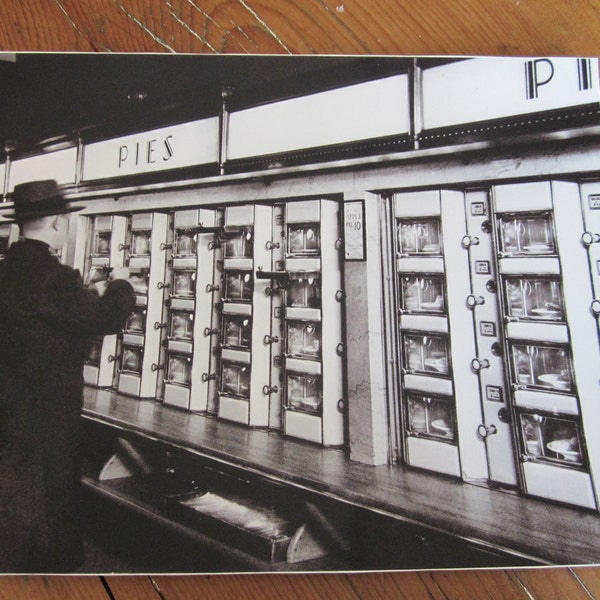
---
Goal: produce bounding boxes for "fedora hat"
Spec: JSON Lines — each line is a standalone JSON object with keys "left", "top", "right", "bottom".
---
{"left": 6, "top": 179, "right": 84, "bottom": 221}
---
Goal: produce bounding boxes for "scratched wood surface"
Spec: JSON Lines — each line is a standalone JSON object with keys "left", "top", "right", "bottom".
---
{"left": 0, "top": 0, "right": 599, "bottom": 598}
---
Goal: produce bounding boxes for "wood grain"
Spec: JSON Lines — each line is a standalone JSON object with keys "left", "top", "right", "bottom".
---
{"left": 0, "top": 0, "right": 599, "bottom": 598}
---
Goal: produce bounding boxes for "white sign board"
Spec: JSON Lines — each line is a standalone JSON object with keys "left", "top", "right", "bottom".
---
{"left": 344, "top": 200, "right": 366, "bottom": 261}
{"left": 227, "top": 75, "right": 410, "bottom": 160}
{"left": 82, "top": 117, "right": 220, "bottom": 181}
{"left": 9, "top": 148, "right": 77, "bottom": 192}
{"left": 422, "top": 57, "right": 600, "bottom": 130}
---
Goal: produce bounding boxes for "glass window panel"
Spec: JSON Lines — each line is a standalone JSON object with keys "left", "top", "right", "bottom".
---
{"left": 86, "top": 338, "right": 103, "bottom": 366}
{"left": 125, "top": 308, "right": 146, "bottom": 333}
{"left": 122, "top": 346, "right": 143, "bottom": 374}
{"left": 403, "top": 334, "right": 449, "bottom": 375}
{"left": 400, "top": 275, "right": 445, "bottom": 313}
{"left": 167, "top": 354, "right": 192, "bottom": 386}
{"left": 397, "top": 219, "right": 441, "bottom": 255}
{"left": 174, "top": 229, "right": 197, "bottom": 256}
{"left": 172, "top": 270, "right": 196, "bottom": 297}
{"left": 288, "top": 225, "right": 320, "bottom": 256}
{"left": 286, "top": 321, "right": 321, "bottom": 359}
{"left": 407, "top": 394, "right": 456, "bottom": 442}
{"left": 131, "top": 230, "right": 151, "bottom": 256}
{"left": 93, "top": 231, "right": 111, "bottom": 255}
{"left": 520, "top": 413, "right": 583, "bottom": 466}
{"left": 224, "top": 271, "right": 253, "bottom": 302}
{"left": 498, "top": 214, "right": 555, "bottom": 255}
{"left": 129, "top": 269, "right": 149, "bottom": 295}
{"left": 286, "top": 274, "right": 321, "bottom": 308}
{"left": 224, "top": 230, "right": 253, "bottom": 258}
{"left": 286, "top": 374, "right": 322, "bottom": 414}
{"left": 222, "top": 315, "right": 252, "bottom": 349}
{"left": 170, "top": 311, "right": 194, "bottom": 340}
{"left": 506, "top": 277, "right": 563, "bottom": 320}
{"left": 220, "top": 362, "right": 250, "bottom": 399}
{"left": 511, "top": 344, "right": 572, "bottom": 391}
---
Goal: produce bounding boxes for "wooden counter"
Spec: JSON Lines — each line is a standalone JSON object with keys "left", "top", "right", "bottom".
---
{"left": 82, "top": 387, "right": 600, "bottom": 568}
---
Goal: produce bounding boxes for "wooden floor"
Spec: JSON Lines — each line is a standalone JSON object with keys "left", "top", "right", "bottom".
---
{"left": 1, "top": 0, "right": 600, "bottom": 597}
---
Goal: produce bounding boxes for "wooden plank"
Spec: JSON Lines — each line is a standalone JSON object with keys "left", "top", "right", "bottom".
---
{"left": 347, "top": 571, "right": 445, "bottom": 600}
{"left": 104, "top": 576, "right": 163, "bottom": 600}
{"left": 420, "top": 569, "right": 532, "bottom": 600}
{"left": 572, "top": 567, "right": 600, "bottom": 598}
{"left": 0, "top": 576, "right": 110, "bottom": 600}
{"left": 511, "top": 568, "right": 594, "bottom": 600}
{"left": 0, "top": 0, "right": 599, "bottom": 55}
{"left": 152, "top": 573, "right": 360, "bottom": 600}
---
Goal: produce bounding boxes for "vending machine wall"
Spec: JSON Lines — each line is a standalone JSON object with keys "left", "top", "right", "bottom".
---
{"left": 155, "top": 208, "right": 217, "bottom": 411}
{"left": 73, "top": 215, "right": 128, "bottom": 387}
{"left": 493, "top": 181, "right": 599, "bottom": 509}
{"left": 278, "top": 200, "right": 345, "bottom": 446}
{"left": 392, "top": 191, "right": 489, "bottom": 481}
{"left": 390, "top": 182, "right": 600, "bottom": 510}
{"left": 200, "top": 204, "right": 274, "bottom": 427}
{"left": 115, "top": 212, "right": 169, "bottom": 398}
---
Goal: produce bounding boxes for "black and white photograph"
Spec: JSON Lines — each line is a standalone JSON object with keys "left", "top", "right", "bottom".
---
{"left": 0, "top": 53, "right": 599, "bottom": 575}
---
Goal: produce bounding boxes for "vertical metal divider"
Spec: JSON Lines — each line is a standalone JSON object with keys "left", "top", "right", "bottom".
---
{"left": 379, "top": 193, "right": 402, "bottom": 464}
{"left": 489, "top": 185, "right": 527, "bottom": 495}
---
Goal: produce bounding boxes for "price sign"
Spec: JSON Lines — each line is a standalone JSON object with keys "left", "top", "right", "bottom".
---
{"left": 344, "top": 200, "right": 366, "bottom": 261}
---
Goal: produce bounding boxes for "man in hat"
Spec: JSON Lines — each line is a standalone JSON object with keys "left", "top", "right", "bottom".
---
{"left": 0, "top": 179, "right": 135, "bottom": 572}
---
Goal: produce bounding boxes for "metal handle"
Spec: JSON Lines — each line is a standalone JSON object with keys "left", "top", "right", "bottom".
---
{"left": 107, "top": 354, "right": 118, "bottom": 363}
{"left": 461, "top": 235, "right": 480, "bottom": 249}
{"left": 118, "top": 243, "right": 130, "bottom": 251}
{"left": 204, "top": 327, "right": 219, "bottom": 336}
{"left": 582, "top": 231, "right": 600, "bottom": 246}
{"left": 471, "top": 357, "right": 490, "bottom": 372}
{"left": 154, "top": 321, "right": 167, "bottom": 330}
{"left": 201, "top": 372, "right": 216, "bottom": 382}
{"left": 477, "top": 423, "right": 498, "bottom": 438}
{"left": 265, "top": 240, "right": 280, "bottom": 250}
{"left": 263, "top": 334, "right": 279, "bottom": 345}
{"left": 206, "top": 283, "right": 220, "bottom": 292}
{"left": 334, "top": 238, "right": 343, "bottom": 250}
{"left": 336, "top": 342, "right": 345, "bottom": 356}
{"left": 337, "top": 398, "right": 346, "bottom": 413}
{"left": 335, "top": 289, "right": 345, "bottom": 302}
{"left": 157, "top": 281, "right": 170, "bottom": 290}
{"left": 262, "top": 384, "right": 279, "bottom": 395}
{"left": 466, "top": 294, "right": 485, "bottom": 308}
{"left": 151, "top": 363, "right": 164, "bottom": 372}
{"left": 591, "top": 300, "right": 600, "bottom": 316}
{"left": 160, "top": 242, "right": 172, "bottom": 251}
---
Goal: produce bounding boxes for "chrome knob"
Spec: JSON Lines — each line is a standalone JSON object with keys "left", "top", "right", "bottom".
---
{"left": 461, "top": 235, "right": 480, "bottom": 249}
{"left": 150, "top": 363, "right": 164, "bottom": 372}
{"left": 154, "top": 321, "right": 167, "bottom": 330}
{"left": 160, "top": 242, "right": 172, "bottom": 251}
{"left": 206, "top": 283, "right": 220, "bottom": 292}
{"left": 477, "top": 423, "right": 498, "bottom": 438}
{"left": 582, "top": 231, "right": 600, "bottom": 246}
{"left": 157, "top": 281, "right": 170, "bottom": 290}
{"left": 201, "top": 372, "right": 216, "bottom": 382}
{"left": 263, "top": 334, "right": 279, "bottom": 345}
{"left": 262, "top": 384, "right": 279, "bottom": 395}
{"left": 265, "top": 240, "right": 280, "bottom": 250}
{"left": 471, "top": 357, "right": 490, "bottom": 372}
{"left": 591, "top": 300, "right": 600, "bottom": 316}
{"left": 466, "top": 294, "right": 485, "bottom": 308}
{"left": 204, "top": 327, "right": 219, "bottom": 336}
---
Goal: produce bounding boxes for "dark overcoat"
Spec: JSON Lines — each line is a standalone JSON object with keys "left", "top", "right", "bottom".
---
{"left": 0, "top": 239, "right": 135, "bottom": 572}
